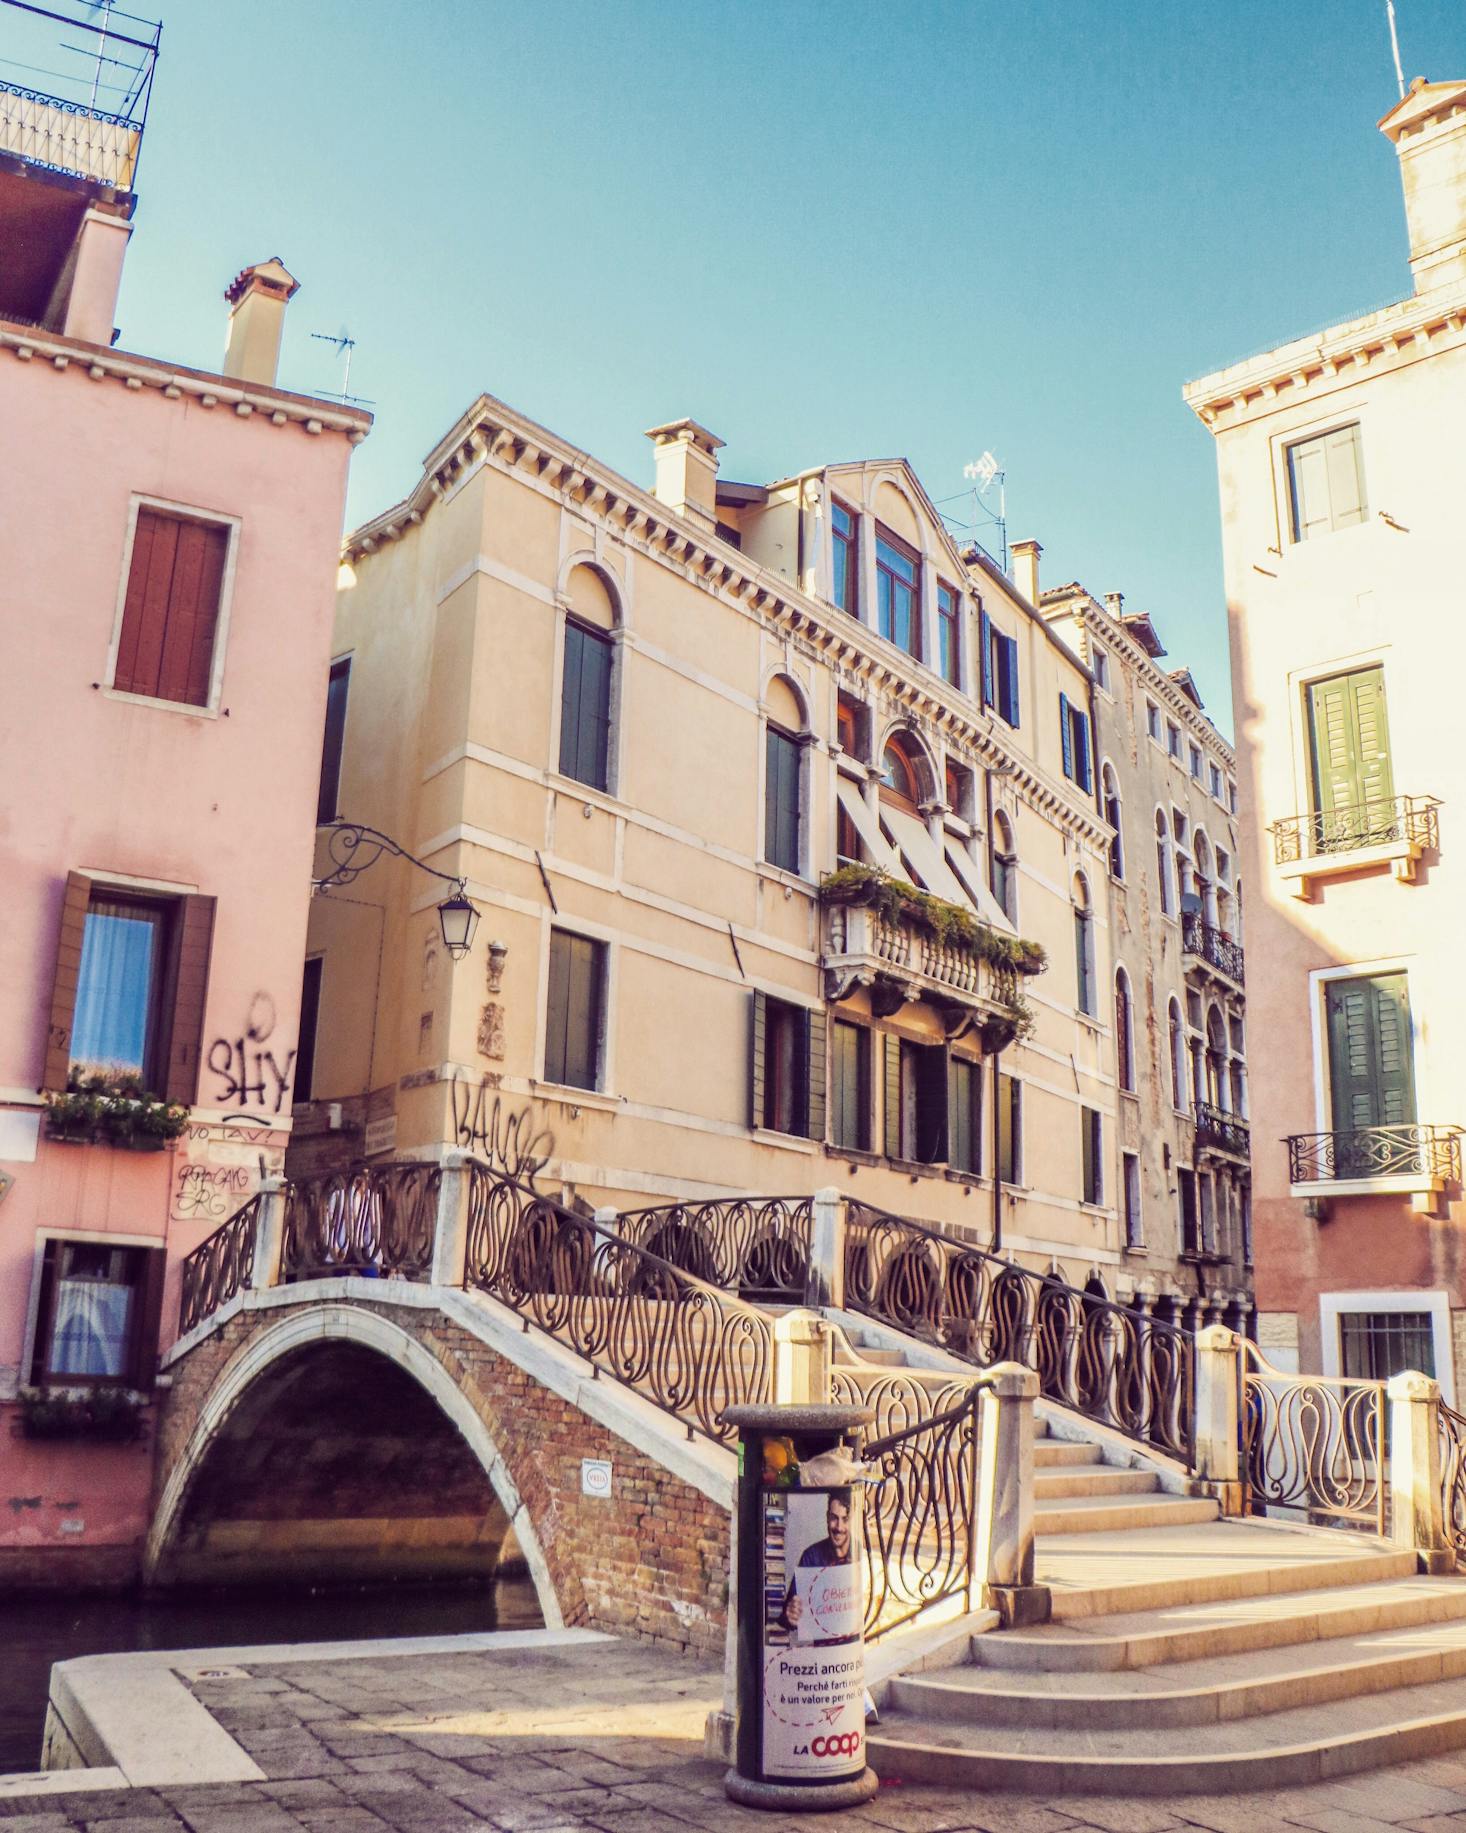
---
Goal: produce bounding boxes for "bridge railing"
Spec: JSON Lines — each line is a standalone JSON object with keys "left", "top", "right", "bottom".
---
{"left": 280, "top": 1162, "right": 440, "bottom": 1282}
{"left": 615, "top": 1195, "right": 812, "bottom": 1301}
{"left": 178, "top": 1192, "right": 261, "bottom": 1335}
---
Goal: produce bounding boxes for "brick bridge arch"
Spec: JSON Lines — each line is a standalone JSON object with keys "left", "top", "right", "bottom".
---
{"left": 148, "top": 1294, "right": 730, "bottom": 1655}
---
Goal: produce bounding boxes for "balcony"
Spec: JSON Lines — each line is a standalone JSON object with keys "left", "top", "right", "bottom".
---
{"left": 1286, "top": 1124, "right": 1461, "bottom": 1209}
{"left": 1272, "top": 795, "right": 1440, "bottom": 901}
{"left": 1195, "top": 1101, "right": 1250, "bottom": 1161}
{"left": 821, "top": 899, "right": 1037, "bottom": 1042}
{"left": 0, "top": 2, "right": 157, "bottom": 191}
{"left": 1181, "top": 911, "right": 1244, "bottom": 989}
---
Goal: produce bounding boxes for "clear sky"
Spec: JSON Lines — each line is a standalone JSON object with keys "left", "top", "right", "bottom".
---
{"left": 66, "top": 0, "right": 1466, "bottom": 735}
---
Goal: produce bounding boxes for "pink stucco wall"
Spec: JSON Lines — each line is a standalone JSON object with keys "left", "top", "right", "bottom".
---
{"left": 0, "top": 324, "right": 365, "bottom": 1581}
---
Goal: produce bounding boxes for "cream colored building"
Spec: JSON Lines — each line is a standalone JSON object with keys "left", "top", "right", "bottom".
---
{"left": 1041, "top": 570, "right": 1252, "bottom": 1331}
{"left": 1185, "top": 78, "right": 1466, "bottom": 1386}
{"left": 299, "top": 396, "right": 1145, "bottom": 1285}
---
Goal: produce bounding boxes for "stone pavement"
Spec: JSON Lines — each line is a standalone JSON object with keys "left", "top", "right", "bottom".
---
{"left": 8, "top": 1638, "right": 1466, "bottom": 1833}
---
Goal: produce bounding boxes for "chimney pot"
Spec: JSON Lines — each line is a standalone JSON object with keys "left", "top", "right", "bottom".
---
{"left": 645, "top": 418, "right": 723, "bottom": 530}
{"left": 1104, "top": 590, "right": 1125, "bottom": 619}
{"left": 1379, "top": 78, "right": 1466, "bottom": 294}
{"left": 222, "top": 256, "right": 300, "bottom": 387}
{"left": 1010, "top": 537, "right": 1042, "bottom": 607}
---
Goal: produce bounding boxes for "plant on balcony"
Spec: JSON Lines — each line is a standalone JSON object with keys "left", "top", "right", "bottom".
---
{"left": 18, "top": 1386, "right": 147, "bottom": 1443}
{"left": 819, "top": 865, "right": 1048, "bottom": 975}
{"left": 43, "top": 1072, "right": 189, "bottom": 1150}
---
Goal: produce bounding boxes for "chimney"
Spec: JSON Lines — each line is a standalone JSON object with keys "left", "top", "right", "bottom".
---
{"left": 1011, "top": 538, "right": 1042, "bottom": 607}
{"left": 1104, "top": 590, "right": 1124, "bottom": 621}
{"left": 222, "top": 257, "right": 300, "bottom": 387}
{"left": 1380, "top": 77, "right": 1466, "bottom": 293}
{"left": 645, "top": 419, "right": 723, "bottom": 531}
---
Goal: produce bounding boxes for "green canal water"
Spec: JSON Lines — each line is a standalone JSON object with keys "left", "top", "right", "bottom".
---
{"left": 0, "top": 1574, "right": 543, "bottom": 1773}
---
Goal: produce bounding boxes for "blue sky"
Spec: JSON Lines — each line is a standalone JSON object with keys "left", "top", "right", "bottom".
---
{"left": 76, "top": 0, "right": 1466, "bottom": 734}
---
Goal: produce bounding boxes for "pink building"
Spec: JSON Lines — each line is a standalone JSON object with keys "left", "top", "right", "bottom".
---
{"left": 0, "top": 5, "right": 369, "bottom": 1588}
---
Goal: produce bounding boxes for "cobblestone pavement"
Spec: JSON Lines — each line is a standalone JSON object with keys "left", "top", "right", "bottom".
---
{"left": 8, "top": 1640, "right": 1466, "bottom": 1833}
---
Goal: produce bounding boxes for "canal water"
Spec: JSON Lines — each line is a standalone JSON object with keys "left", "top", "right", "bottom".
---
{"left": 0, "top": 1574, "right": 542, "bottom": 1773}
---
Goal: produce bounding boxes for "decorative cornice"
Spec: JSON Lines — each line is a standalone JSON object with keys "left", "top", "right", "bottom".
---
{"left": 0, "top": 319, "right": 371, "bottom": 442}
{"left": 344, "top": 393, "right": 1111, "bottom": 851}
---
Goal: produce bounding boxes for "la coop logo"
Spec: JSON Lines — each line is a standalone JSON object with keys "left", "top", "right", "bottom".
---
{"left": 810, "top": 1732, "right": 862, "bottom": 1759}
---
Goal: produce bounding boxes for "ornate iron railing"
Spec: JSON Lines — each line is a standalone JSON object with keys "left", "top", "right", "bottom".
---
{"left": 616, "top": 1195, "right": 811, "bottom": 1300}
{"left": 178, "top": 1194, "right": 260, "bottom": 1334}
{"left": 1439, "top": 1400, "right": 1466, "bottom": 1567}
{"left": 858, "top": 1383, "right": 985, "bottom": 1638}
{"left": 1241, "top": 1344, "right": 1386, "bottom": 1532}
{"left": 281, "top": 1163, "right": 439, "bottom": 1281}
{"left": 1286, "top": 1125, "right": 1461, "bottom": 1185}
{"left": 1272, "top": 794, "right": 1440, "bottom": 865}
{"left": 844, "top": 1205, "right": 1194, "bottom": 1464}
{"left": 463, "top": 1159, "right": 773, "bottom": 1445}
{"left": 1194, "top": 1101, "right": 1250, "bottom": 1159}
{"left": 1180, "top": 912, "right": 1245, "bottom": 984}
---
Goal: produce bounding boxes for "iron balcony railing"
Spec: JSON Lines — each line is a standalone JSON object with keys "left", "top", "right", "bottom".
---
{"left": 1272, "top": 794, "right": 1440, "bottom": 865}
{"left": 1286, "top": 1124, "right": 1462, "bottom": 1186}
{"left": 1194, "top": 1100, "right": 1250, "bottom": 1159}
{"left": 1180, "top": 911, "right": 1245, "bottom": 984}
{"left": 0, "top": 0, "right": 160, "bottom": 190}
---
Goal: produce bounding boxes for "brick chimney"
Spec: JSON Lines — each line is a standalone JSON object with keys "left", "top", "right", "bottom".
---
{"left": 645, "top": 419, "right": 723, "bottom": 531}
{"left": 222, "top": 257, "right": 300, "bottom": 387}
{"left": 1010, "top": 538, "right": 1042, "bottom": 607}
{"left": 1380, "top": 77, "right": 1466, "bottom": 293}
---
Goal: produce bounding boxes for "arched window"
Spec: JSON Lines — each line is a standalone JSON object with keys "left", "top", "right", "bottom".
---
{"left": 1155, "top": 810, "right": 1174, "bottom": 917}
{"left": 763, "top": 675, "right": 806, "bottom": 875}
{"left": 559, "top": 563, "right": 619, "bottom": 792}
{"left": 990, "top": 809, "right": 1017, "bottom": 922}
{"left": 1194, "top": 831, "right": 1217, "bottom": 927}
{"left": 1102, "top": 763, "right": 1123, "bottom": 879}
{"left": 1115, "top": 969, "right": 1135, "bottom": 1091}
{"left": 1206, "top": 1006, "right": 1227, "bottom": 1110}
{"left": 1169, "top": 999, "right": 1187, "bottom": 1111}
{"left": 879, "top": 733, "right": 922, "bottom": 811}
{"left": 1073, "top": 875, "right": 1096, "bottom": 1017}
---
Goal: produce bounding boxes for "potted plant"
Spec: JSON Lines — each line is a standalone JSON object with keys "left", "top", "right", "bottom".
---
{"left": 43, "top": 1088, "right": 102, "bottom": 1143}
{"left": 129, "top": 1097, "right": 189, "bottom": 1151}
{"left": 19, "top": 1386, "right": 147, "bottom": 1443}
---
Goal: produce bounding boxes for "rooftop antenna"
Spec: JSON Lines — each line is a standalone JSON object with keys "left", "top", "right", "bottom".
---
{"left": 1385, "top": 0, "right": 1406, "bottom": 101}
{"left": 311, "top": 326, "right": 359, "bottom": 402}
{"left": 86, "top": 0, "right": 114, "bottom": 108}
{"left": 963, "top": 452, "right": 1008, "bottom": 573}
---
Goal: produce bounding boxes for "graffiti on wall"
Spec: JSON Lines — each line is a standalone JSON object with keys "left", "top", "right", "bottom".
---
{"left": 170, "top": 1117, "right": 286, "bottom": 1224}
{"left": 208, "top": 992, "right": 296, "bottom": 1114}
{"left": 450, "top": 1078, "right": 554, "bottom": 1188}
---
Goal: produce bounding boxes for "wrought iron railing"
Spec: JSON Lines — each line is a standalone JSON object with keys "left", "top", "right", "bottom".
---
{"left": 1272, "top": 794, "right": 1440, "bottom": 865}
{"left": 858, "top": 1383, "right": 986, "bottom": 1638}
{"left": 463, "top": 1159, "right": 773, "bottom": 1446}
{"left": 1439, "top": 1400, "right": 1466, "bottom": 1568}
{"left": 1286, "top": 1125, "right": 1461, "bottom": 1185}
{"left": 1180, "top": 912, "right": 1244, "bottom": 983}
{"left": 844, "top": 1204, "right": 1194, "bottom": 1464}
{"left": 1195, "top": 1101, "right": 1250, "bottom": 1159}
{"left": 178, "top": 1193, "right": 260, "bottom": 1334}
{"left": 281, "top": 1163, "right": 439, "bottom": 1281}
{"left": 616, "top": 1196, "right": 811, "bottom": 1300}
{"left": 1241, "top": 1344, "right": 1386, "bottom": 1533}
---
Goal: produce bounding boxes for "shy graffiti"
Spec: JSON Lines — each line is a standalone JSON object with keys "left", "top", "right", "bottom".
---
{"left": 209, "top": 992, "right": 296, "bottom": 1114}
{"left": 450, "top": 1080, "right": 553, "bottom": 1186}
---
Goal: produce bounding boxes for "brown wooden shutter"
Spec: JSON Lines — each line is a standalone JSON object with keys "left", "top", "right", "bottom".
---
{"left": 42, "top": 871, "right": 92, "bottom": 1091}
{"left": 165, "top": 894, "right": 215, "bottom": 1104}
{"left": 804, "top": 1007, "right": 827, "bottom": 1143}
{"left": 748, "top": 990, "right": 767, "bottom": 1130}
{"left": 29, "top": 1240, "right": 61, "bottom": 1383}
{"left": 115, "top": 509, "right": 228, "bottom": 707}
{"left": 883, "top": 1034, "right": 902, "bottom": 1160}
{"left": 129, "top": 1246, "right": 168, "bottom": 1389}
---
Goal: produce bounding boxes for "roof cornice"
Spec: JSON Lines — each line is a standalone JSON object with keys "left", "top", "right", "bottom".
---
{"left": 344, "top": 393, "right": 1111, "bottom": 851}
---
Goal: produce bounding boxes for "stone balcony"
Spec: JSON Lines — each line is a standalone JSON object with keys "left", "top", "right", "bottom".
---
{"left": 1194, "top": 1100, "right": 1250, "bottom": 1163}
{"left": 1286, "top": 1123, "right": 1462, "bottom": 1212}
{"left": 821, "top": 902, "right": 1020, "bottom": 1033}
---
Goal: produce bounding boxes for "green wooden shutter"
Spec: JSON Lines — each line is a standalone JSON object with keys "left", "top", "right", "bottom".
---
{"left": 980, "top": 609, "right": 994, "bottom": 708}
{"left": 1082, "top": 1108, "right": 1095, "bottom": 1204}
{"left": 916, "top": 1044, "right": 948, "bottom": 1163}
{"left": 749, "top": 990, "right": 767, "bottom": 1130}
{"left": 883, "top": 1034, "right": 902, "bottom": 1159}
{"left": 1059, "top": 694, "right": 1073, "bottom": 780}
{"left": 805, "top": 1006, "right": 826, "bottom": 1142}
{"left": 1326, "top": 973, "right": 1416, "bottom": 1134}
{"left": 1000, "top": 633, "right": 1020, "bottom": 727}
{"left": 1308, "top": 667, "right": 1393, "bottom": 834}
{"left": 559, "top": 624, "right": 585, "bottom": 780}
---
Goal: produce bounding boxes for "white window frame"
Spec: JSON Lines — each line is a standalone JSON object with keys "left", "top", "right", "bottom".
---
{"left": 1320, "top": 1289, "right": 1454, "bottom": 1406}
{"left": 549, "top": 579, "right": 625, "bottom": 803}
{"left": 103, "top": 494, "right": 242, "bottom": 718}
{"left": 536, "top": 914, "right": 617, "bottom": 1101}
{"left": 1307, "top": 954, "right": 1423, "bottom": 1135}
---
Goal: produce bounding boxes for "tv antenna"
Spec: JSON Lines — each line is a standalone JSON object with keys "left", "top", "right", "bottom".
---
{"left": 86, "top": 0, "right": 113, "bottom": 109}
{"left": 310, "top": 327, "right": 365, "bottom": 404}
{"left": 963, "top": 452, "right": 1008, "bottom": 572}
{"left": 1385, "top": 1, "right": 1405, "bottom": 101}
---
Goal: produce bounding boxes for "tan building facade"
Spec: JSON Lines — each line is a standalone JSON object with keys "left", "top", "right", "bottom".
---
{"left": 299, "top": 397, "right": 1160, "bottom": 1286}
{"left": 1185, "top": 78, "right": 1466, "bottom": 1387}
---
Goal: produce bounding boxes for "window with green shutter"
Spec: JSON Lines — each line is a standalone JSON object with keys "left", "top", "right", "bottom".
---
{"left": 545, "top": 929, "right": 605, "bottom": 1090}
{"left": 1325, "top": 973, "right": 1416, "bottom": 1138}
{"left": 949, "top": 1056, "right": 981, "bottom": 1173}
{"left": 764, "top": 724, "right": 802, "bottom": 873}
{"left": 559, "top": 620, "right": 613, "bottom": 791}
{"left": 882, "top": 1035, "right": 948, "bottom": 1163}
{"left": 1306, "top": 666, "right": 1394, "bottom": 845}
{"left": 748, "top": 992, "right": 823, "bottom": 1139}
{"left": 996, "top": 1073, "right": 1022, "bottom": 1185}
{"left": 1288, "top": 423, "right": 1368, "bottom": 542}
{"left": 831, "top": 1019, "right": 870, "bottom": 1151}
{"left": 1081, "top": 1106, "right": 1103, "bottom": 1206}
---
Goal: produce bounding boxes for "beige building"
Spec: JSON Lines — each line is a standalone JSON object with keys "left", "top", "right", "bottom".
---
{"left": 1041, "top": 571, "right": 1252, "bottom": 1331}
{"left": 1185, "top": 78, "right": 1466, "bottom": 1386}
{"left": 294, "top": 395, "right": 1161, "bottom": 1286}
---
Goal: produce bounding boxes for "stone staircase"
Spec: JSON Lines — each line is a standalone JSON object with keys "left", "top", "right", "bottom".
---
{"left": 870, "top": 1421, "right": 1466, "bottom": 1794}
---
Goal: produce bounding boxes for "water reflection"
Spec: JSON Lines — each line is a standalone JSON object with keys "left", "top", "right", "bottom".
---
{"left": 0, "top": 1575, "right": 542, "bottom": 1772}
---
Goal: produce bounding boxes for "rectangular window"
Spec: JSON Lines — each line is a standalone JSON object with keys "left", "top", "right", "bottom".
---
{"left": 295, "top": 956, "right": 324, "bottom": 1104}
{"left": 1123, "top": 1152, "right": 1143, "bottom": 1247}
{"left": 1092, "top": 647, "right": 1109, "bottom": 692}
{"left": 764, "top": 725, "right": 802, "bottom": 873}
{"left": 544, "top": 930, "right": 606, "bottom": 1091}
{"left": 996, "top": 1073, "right": 1022, "bottom": 1185}
{"left": 1200, "top": 1173, "right": 1218, "bottom": 1254}
{"left": 1179, "top": 1168, "right": 1199, "bottom": 1254}
{"left": 1209, "top": 762, "right": 1223, "bottom": 799}
{"left": 949, "top": 1056, "right": 981, "bottom": 1174}
{"left": 1059, "top": 694, "right": 1093, "bottom": 792}
{"left": 1147, "top": 701, "right": 1161, "bottom": 742}
{"left": 559, "top": 619, "right": 613, "bottom": 792}
{"left": 1074, "top": 908, "right": 1095, "bottom": 1016}
{"left": 1325, "top": 972, "right": 1415, "bottom": 1137}
{"left": 831, "top": 501, "right": 858, "bottom": 616}
{"left": 1081, "top": 1107, "right": 1103, "bottom": 1206}
{"left": 831, "top": 1020, "right": 870, "bottom": 1152}
{"left": 113, "top": 507, "right": 230, "bottom": 707}
{"left": 883, "top": 1036, "right": 947, "bottom": 1163}
{"left": 875, "top": 527, "right": 920, "bottom": 658}
{"left": 316, "top": 657, "right": 351, "bottom": 825}
{"left": 1288, "top": 423, "right": 1367, "bottom": 542}
{"left": 1306, "top": 666, "right": 1393, "bottom": 841}
{"left": 1340, "top": 1311, "right": 1435, "bottom": 1382}
{"left": 750, "top": 993, "right": 824, "bottom": 1140}
{"left": 1240, "top": 1184, "right": 1253, "bottom": 1263}
{"left": 1189, "top": 742, "right": 1203, "bottom": 780}
{"left": 936, "top": 581, "right": 961, "bottom": 687}
{"left": 30, "top": 1240, "right": 165, "bottom": 1388}
{"left": 979, "top": 609, "right": 1020, "bottom": 725}
{"left": 69, "top": 895, "right": 170, "bottom": 1087}
{"left": 1167, "top": 721, "right": 1182, "bottom": 759}
{"left": 1228, "top": 779, "right": 1238, "bottom": 814}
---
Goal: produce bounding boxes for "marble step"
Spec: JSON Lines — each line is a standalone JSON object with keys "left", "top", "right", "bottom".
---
{"left": 1032, "top": 1440, "right": 1102, "bottom": 1468}
{"left": 1032, "top": 1467, "right": 1158, "bottom": 1501}
{"left": 868, "top": 1664, "right": 1466, "bottom": 1795}
{"left": 831, "top": 1342, "right": 907, "bottom": 1367}
{"left": 1033, "top": 1492, "right": 1217, "bottom": 1538}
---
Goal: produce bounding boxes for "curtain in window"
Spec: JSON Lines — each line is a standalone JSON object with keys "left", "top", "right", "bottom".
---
{"left": 50, "top": 1274, "right": 133, "bottom": 1377}
{"left": 71, "top": 900, "right": 164, "bottom": 1079}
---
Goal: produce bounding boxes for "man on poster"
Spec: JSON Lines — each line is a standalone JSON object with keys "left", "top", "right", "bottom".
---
{"left": 779, "top": 1491, "right": 857, "bottom": 1645}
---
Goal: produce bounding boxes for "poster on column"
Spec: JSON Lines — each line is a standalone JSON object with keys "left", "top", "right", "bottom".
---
{"left": 760, "top": 1486, "right": 865, "bottom": 1780}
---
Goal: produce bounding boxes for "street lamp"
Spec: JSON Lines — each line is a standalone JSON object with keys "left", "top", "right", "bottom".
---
{"left": 315, "top": 822, "right": 482, "bottom": 963}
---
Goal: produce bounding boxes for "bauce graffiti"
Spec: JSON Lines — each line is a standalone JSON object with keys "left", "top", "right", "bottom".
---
{"left": 208, "top": 992, "right": 296, "bottom": 1115}
{"left": 450, "top": 1080, "right": 553, "bottom": 1188}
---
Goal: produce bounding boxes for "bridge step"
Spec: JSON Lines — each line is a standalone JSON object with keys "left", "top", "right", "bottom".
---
{"left": 1032, "top": 1440, "right": 1102, "bottom": 1468}
{"left": 1033, "top": 1492, "right": 1218, "bottom": 1537}
{"left": 1032, "top": 1467, "right": 1158, "bottom": 1501}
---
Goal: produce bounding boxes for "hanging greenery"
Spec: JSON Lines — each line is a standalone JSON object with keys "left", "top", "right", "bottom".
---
{"left": 19, "top": 1386, "right": 147, "bottom": 1442}
{"left": 43, "top": 1072, "right": 189, "bottom": 1150}
{"left": 819, "top": 864, "right": 1048, "bottom": 976}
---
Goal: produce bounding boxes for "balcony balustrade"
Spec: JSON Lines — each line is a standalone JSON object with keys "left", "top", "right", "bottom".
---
{"left": 821, "top": 901, "right": 1018, "bottom": 1027}
{"left": 1272, "top": 794, "right": 1440, "bottom": 900}
{"left": 1181, "top": 911, "right": 1245, "bottom": 987}
{"left": 1286, "top": 1124, "right": 1461, "bottom": 1207}
{"left": 1195, "top": 1100, "right": 1250, "bottom": 1160}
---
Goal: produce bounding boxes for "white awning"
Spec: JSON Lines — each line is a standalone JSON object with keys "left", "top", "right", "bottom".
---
{"left": 944, "top": 836, "right": 1018, "bottom": 935}
{"left": 878, "top": 803, "right": 976, "bottom": 911}
{"left": 835, "top": 778, "right": 902, "bottom": 873}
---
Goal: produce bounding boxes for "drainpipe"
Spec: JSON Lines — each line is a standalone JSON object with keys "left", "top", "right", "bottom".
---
{"left": 990, "top": 1045, "right": 1004, "bottom": 1253}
